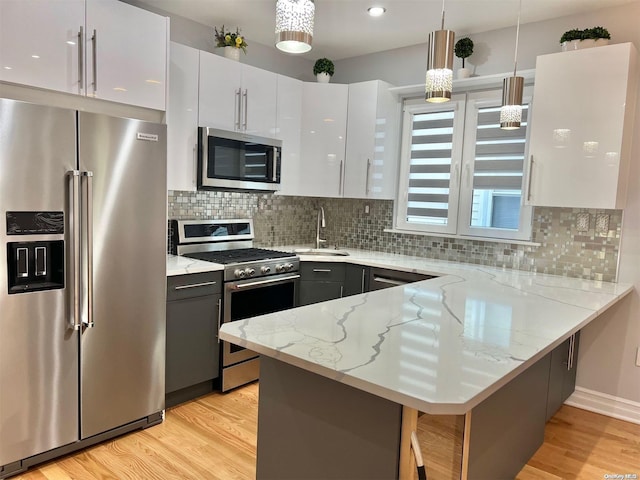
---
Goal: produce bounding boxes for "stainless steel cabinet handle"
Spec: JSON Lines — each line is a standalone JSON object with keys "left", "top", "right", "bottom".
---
{"left": 91, "top": 29, "right": 97, "bottom": 95}
{"left": 361, "top": 269, "right": 366, "bottom": 293}
{"left": 567, "top": 334, "right": 575, "bottom": 371}
{"left": 373, "top": 276, "right": 407, "bottom": 286}
{"left": 83, "top": 171, "right": 94, "bottom": 328}
{"left": 242, "top": 89, "right": 248, "bottom": 131}
{"left": 235, "top": 89, "right": 241, "bottom": 130}
{"left": 365, "top": 158, "right": 371, "bottom": 196}
{"left": 340, "top": 285, "right": 343, "bottom": 298}
{"left": 69, "top": 170, "right": 81, "bottom": 330}
{"left": 312, "top": 269, "right": 332, "bottom": 273}
{"left": 174, "top": 280, "right": 217, "bottom": 290}
{"left": 231, "top": 274, "right": 300, "bottom": 290}
{"left": 339, "top": 160, "right": 344, "bottom": 195}
{"left": 78, "top": 26, "right": 84, "bottom": 92}
{"left": 217, "top": 298, "right": 222, "bottom": 344}
{"left": 527, "top": 155, "right": 534, "bottom": 202}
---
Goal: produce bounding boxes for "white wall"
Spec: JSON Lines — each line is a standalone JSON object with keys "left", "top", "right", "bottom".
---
{"left": 335, "top": 1, "right": 640, "bottom": 406}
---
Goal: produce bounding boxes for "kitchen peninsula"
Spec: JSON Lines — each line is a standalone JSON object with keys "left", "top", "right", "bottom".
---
{"left": 219, "top": 249, "right": 633, "bottom": 479}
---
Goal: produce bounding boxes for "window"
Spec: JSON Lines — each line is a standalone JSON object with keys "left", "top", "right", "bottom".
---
{"left": 396, "top": 87, "right": 533, "bottom": 241}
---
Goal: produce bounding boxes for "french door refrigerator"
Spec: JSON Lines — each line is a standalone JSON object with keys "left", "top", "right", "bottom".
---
{"left": 0, "top": 98, "right": 166, "bottom": 477}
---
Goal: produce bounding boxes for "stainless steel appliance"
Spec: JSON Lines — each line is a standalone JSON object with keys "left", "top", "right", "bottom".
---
{"left": 171, "top": 219, "right": 298, "bottom": 391}
{"left": 197, "top": 127, "right": 282, "bottom": 192}
{"left": 0, "top": 99, "right": 166, "bottom": 477}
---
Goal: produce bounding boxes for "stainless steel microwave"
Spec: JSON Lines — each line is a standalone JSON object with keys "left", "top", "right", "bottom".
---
{"left": 197, "top": 127, "right": 282, "bottom": 191}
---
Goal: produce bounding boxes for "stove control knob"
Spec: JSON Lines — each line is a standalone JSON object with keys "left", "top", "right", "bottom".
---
{"left": 261, "top": 266, "right": 271, "bottom": 274}
{"left": 246, "top": 268, "right": 256, "bottom": 277}
{"left": 275, "top": 264, "right": 285, "bottom": 273}
{"left": 284, "top": 263, "right": 294, "bottom": 271}
{"left": 234, "top": 269, "right": 246, "bottom": 279}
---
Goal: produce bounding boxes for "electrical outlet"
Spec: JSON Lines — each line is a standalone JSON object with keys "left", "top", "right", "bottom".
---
{"left": 636, "top": 347, "right": 640, "bottom": 367}
{"left": 364, "top": 203, "right": 370, "bottom": 215}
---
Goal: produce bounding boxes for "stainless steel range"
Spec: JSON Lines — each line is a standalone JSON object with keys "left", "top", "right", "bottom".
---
{"left": 171, "top": 219, "right": 299, "bottom": 391}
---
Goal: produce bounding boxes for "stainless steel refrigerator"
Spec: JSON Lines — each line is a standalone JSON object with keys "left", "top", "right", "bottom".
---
{"left": 0, "top": 98, "right": 166, "bottom": 476}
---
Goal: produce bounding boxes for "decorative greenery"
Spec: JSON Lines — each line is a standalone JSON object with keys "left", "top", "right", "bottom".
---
{"left": 583, "top": 26, "right": 611, "bottom": 40}
{"left": 313, "top": 58, "right": 335, "bottom": 76}
{"left": 454, "top": 37, "right": 474, "bottom": 68}
{"left": 214, "top": 25, "right": 248, "bottom": 54}
{"left": 560, "top": 26, "right": 610, "bottom": 44}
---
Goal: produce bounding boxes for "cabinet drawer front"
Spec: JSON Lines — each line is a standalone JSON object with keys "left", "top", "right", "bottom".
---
{"left": 167, "top": 272, "right": 222, "bottom": 300}
{"left": 300, "top": 262, "right": 345, "bottom": 282}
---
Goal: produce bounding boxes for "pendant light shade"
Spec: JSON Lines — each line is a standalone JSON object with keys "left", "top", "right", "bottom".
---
{"left": 500, "top": 0, "right": 523, "bottom": 129}
{"left": 275, "top": 0, "right": 315, "bottom": 54}
{"left": 500, "top": 76, "right": 524, "bottom": 129}
{"left": 426, "top": 29, "right": 455, "bottom": 103}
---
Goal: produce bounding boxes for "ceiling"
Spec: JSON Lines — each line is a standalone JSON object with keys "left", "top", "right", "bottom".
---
{"left": 142, "top": 0, "right": 635, "bottom": 60}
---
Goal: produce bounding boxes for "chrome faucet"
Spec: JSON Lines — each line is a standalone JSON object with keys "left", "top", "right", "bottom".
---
{"left": 316, "top": 206, "right": 327, "bottom": 249}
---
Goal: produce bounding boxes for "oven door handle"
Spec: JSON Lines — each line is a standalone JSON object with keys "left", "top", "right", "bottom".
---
{"left": 230, "top": 274, "right": 300, "bottom": 290}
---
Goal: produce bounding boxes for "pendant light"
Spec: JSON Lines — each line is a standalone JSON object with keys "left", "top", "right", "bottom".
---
{"left": 275, "top": 0, "right": 315, "bottom": 54}
{"left": 500, "top": 0, "right": 524, "bottom": 129}
{"left": 425, "top": 0, "right": 455, "bottom": 103}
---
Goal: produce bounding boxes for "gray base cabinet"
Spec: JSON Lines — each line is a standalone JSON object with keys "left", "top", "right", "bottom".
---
{"left": 166, "top": 272, "right": 222, "bottom": 406}
{"left": 299, "top": 262, "right": 345, "bottom": 306}
{"left": 344, "top": 264, "right": 369, "bottom": 296}
{"left": 546, "top": 332, "right": 580, "bottom": 421}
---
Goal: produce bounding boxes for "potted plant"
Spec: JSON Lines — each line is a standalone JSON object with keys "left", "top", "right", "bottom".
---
{"left": 214, "top": 25, "right": 248, "bottom": 61}
{"left": 560, "top": 26, "right": 610, "bottom": 51}
{"left": 454, "top": 37, "right": 474, "bottom": 78}
{"left": 313, "top": 58, "right": 335, "bottom": 83}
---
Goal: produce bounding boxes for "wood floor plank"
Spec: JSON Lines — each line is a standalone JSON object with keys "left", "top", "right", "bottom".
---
{"left": 10, "top": 383, "right": 640, "bottom": 480}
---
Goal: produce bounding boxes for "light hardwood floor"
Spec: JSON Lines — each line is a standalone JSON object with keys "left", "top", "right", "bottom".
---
{"left": 13, "top": 383, "right": 640, "bottom": 479}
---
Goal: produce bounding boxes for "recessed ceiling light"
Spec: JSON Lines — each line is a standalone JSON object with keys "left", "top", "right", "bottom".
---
{"left": 31, "top": 55, "right": 40, "bottom": 59}
{"left": 367, "top": 6, "right": 386, "bottom": 17}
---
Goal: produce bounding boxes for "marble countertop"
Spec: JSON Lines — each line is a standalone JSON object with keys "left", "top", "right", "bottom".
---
{"left": 220, "top": 246, "right": 633, "bottom": 414}
{"left": 166, "top": 254, "right": 223, "bottom": 276}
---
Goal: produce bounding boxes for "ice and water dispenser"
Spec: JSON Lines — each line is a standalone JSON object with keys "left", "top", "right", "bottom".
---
{"left": 6, "top": 211, "right": 64, "bottom": 294}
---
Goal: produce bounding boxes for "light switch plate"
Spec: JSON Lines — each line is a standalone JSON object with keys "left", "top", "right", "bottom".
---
{"left": 595, "top": 214, "right": 610, "bottom": 235}
{"left": 576, "top": 213, "right": 590, "bottom": 232}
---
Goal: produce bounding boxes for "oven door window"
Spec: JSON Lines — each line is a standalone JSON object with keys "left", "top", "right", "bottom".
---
{"left": 208, "top": 137, "right": 277, "bottom": 182}
{"left": 228, "top": 281, "right": 295, "bottom": 353}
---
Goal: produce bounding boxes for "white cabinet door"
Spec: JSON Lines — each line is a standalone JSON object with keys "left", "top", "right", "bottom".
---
{"left": 276, "top": 75, "right": 303, "bottom": 196}
{"left": 527, "top": 43, "right": 638, "bottom": 209}
{"left": 344, "top": 80, "right": 400, "bottom": 199}
{"left": 241, "top": 64, "right": 278, "bottom": 137}
{"left": 198, "top": 50, "right": 241, "bottom": 130}
{"left": 167, "top": 42, "right": 199, "bottom": 192}
{"left": 299, "top": 83, "right": 348, "bottom": 197}
{"left": 86, "top": 0, "right": 168, "bottom": 110}
{"left": 0, "top": 0, "right": 85, "bottom": 94}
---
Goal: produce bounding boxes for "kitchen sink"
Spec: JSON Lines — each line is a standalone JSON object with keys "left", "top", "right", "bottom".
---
{"left": 293, "top": 248, "right": 350, "bottom": 256}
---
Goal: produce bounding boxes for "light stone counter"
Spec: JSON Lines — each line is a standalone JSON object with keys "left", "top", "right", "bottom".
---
{"left": 166, "top": 254, "right": 223, "bottom": 276}
{"left": 220, "top": 246, "right": 632, "bottom": 415}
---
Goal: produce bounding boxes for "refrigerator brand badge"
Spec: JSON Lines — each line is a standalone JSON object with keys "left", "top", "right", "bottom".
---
{"left": 137, "top": 132, "right": 159, "bottom": 142}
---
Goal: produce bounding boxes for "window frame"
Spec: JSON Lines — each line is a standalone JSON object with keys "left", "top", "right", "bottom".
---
{"left": 394, "top": 87, "right": 534, "bottom": 242}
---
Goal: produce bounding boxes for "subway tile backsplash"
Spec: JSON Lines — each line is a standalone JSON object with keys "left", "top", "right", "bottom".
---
{"left": 168, "top": 190, "right": 622, "bottom": 282}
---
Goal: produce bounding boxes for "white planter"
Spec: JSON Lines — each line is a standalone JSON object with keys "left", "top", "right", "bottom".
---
{"left": 561, "top": 38, "right": 609, "bottom": 52}
{"left": 457, "top": 67, "right": 471, "bottom": 79}
{"left": 223, "top": 46, "right": 240, "bottom": 61}
{"left": 316, "top": 72, "right": 331, "bottom": 83}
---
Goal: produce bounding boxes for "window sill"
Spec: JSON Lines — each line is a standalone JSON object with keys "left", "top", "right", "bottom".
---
{"left": 383, "top": 228, "right": 541, "bottom": 247}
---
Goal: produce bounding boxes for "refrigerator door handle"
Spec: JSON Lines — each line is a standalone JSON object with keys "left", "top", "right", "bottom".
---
{"left": 69, "top": 170, "right": 82, "bottom": 330}
{"left": 83, "top": 171, "right": 95, "bottom": 328}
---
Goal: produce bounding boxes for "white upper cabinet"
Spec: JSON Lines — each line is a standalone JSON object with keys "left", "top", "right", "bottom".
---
{"left": 276, "top": 75, "right": 303, "bottom": 196}
{"left": 526, "top": 43, "right": 639, "bottom": 209}
{"left": 198, "top": 51, "right": 277, "bottom": 137}
{"left": 0, "top": 0, "right": 168, "bottom": 111}
{"left": 298, "top": 83, "right": 349, "bottom": 197}
{"left": 167, "top": 42, "right": 199, "bottom": 192}
{"left": 85, "top": 0, "right": 168, "bottom": 110}
{"left": 0, "top": 0, "right": 85, "bottom": 95}
{"left": 344, "top": 80, "right": 400, "bottom": 199}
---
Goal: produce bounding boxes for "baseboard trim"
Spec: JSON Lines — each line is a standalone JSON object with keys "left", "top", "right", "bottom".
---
{"left": 565, "top": 387, "right": 640, "bottom": 425}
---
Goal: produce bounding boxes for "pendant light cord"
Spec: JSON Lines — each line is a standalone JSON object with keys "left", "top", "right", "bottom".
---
{"left": 513, "top": 0, "right": 522, "bottom": 76}
{"left": 441, "top": 0, "right": 446, "bottom": 29}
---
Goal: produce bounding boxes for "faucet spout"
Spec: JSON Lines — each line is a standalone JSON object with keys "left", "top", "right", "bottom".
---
{"left": 316, "top": 207, "right": 327, "bottom": 249}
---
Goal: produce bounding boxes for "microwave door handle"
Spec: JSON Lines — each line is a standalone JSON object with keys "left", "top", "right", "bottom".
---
{"left": 271, "top": 147, "right": 278, "bottom": 182}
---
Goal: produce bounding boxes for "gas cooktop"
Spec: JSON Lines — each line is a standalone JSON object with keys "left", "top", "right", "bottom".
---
{"left": 183, "top": 247, "right": 294, "bottom": 265}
